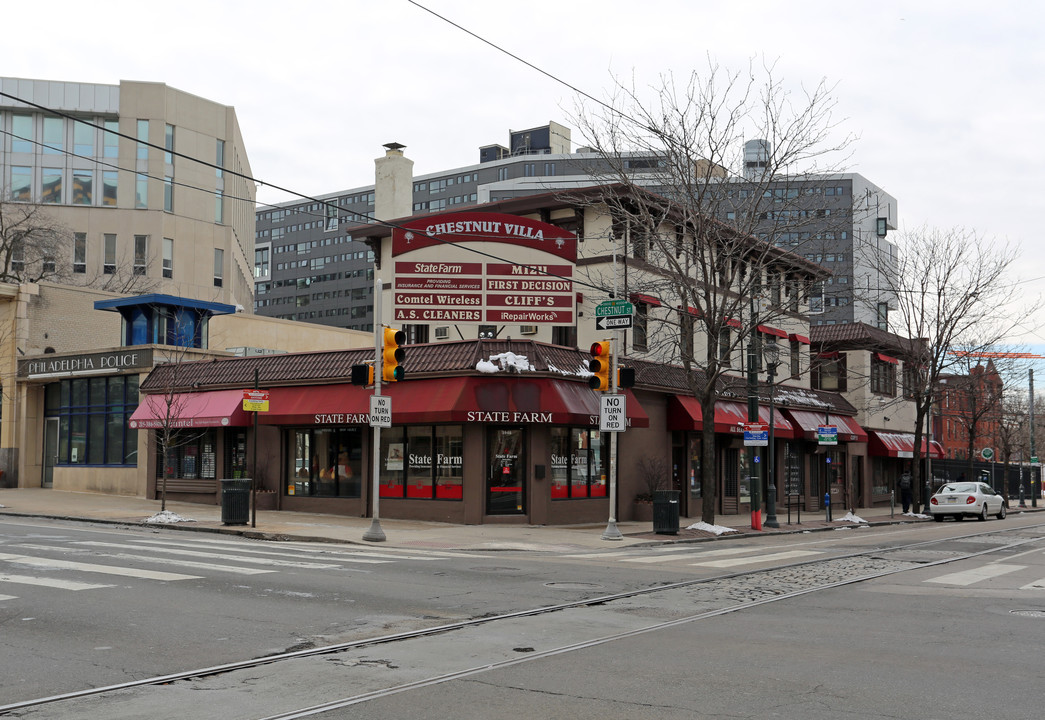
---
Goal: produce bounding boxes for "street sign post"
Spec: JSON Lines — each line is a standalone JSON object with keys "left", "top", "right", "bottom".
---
{"left": 818, "top": 425, "right": 838, "bottom": 445}
{"left": 599, "top": 394, "right": 626, "bottom": 432}
{"left": 743, "top": 422, "right": 769, "bottom": 447}
{"left": 242, "top": 389, "right": 270, "bottom": 412}
{"left": 596, "top": 315, "right": 632, "bottom": 330}
{"left": 595, "top": 300, "right": 634, "bottom": 317}
{"left": 981, "top": 447, "right": 994, "bottom": 461}
{"left": 370, "top": 395, "right": 392, "bottom": 428}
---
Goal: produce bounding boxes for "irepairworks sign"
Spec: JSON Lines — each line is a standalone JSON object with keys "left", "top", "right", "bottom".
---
{"left": 391, "top": 212, "right": 576, "bottom": 325}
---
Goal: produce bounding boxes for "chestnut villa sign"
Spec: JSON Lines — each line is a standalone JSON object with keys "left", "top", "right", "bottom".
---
{"left": 391, "top": 212, "right": 577, "bottom": 325}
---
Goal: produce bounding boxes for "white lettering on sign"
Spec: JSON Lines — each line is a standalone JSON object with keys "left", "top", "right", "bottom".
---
{"left": 313, "top": 413, "right": 370, "bottom": 424}
{"left": 465, "top": 411, "right": 554, "bottom": 423}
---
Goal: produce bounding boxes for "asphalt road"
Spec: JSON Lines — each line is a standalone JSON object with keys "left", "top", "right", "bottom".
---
{"left": 3, "top": 514, "right": 1043, "bottom": 718}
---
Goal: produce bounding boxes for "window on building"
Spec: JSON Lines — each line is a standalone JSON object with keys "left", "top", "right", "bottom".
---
{"left": 46, "top": 375, "right": 139, "bottom": 467}
{"left": 215, "top": 138, "right": 224, "bottom": 178}
{"left": 42, "top": 255, "right": 56, "bottom": 274}
{"left": 719, "top": 327, "right": 731, "bottom": 366}
{"left": 136, "top": 119, "right": 149, "bottom": 159}
{"left": 632, "top": 303, "right": 648, "bottom": 351}
{"left": 74, "top": 233, "right": 87, "bottom": 274}
{"left": 102, "top": 171, "right": 117, "bottom": 206}
{"left": 254, "top": 247, "right": 270, "bottom": 278}
{"left": 550, "top": 427, "right": 608, "bottom": 499}
{"left": 370, "top": 426, "right": 463, "bottom": 500}
{"left": 12, "top": 115, "right": 33, "bottom": 153}
{"left": 103, "top": 234, "right": 116, "bottom": 274}
{"left": 41, "top": 168, "right": 62, "bottom": 203}
{"left": 214, "top": 191, "right": 224, "bottom": 223}
{"left": 11, "top": 242, "right": 25, "bottom": 273}
{"left": 877, "top": 302, "right": 889, "bottom": 331}
{"left": 43, "top": 116, "right": 63, "bottom": 154}
{"left": 103, "top": 120, "right": 119, "bottom": 158}
{"left": 903, "top": 363, "right": 919, "bottom": 400}
{"left": 73, "top": 120, "right": 94, "bottom": 157}
{"left": 164, "top": 176, "right": 173, "bottom": 212}
{"left": 164, "top": 123, "right": 174, "bottom": 164}
{"left": 73, "top": 170, "right": 93, "bottom": 205}
{"left": 286, "top": 427, "right": 364, "bottom": 497}
{"left": 790, "top": 340, "right": 801, "bottom": 378}
{"left": 10, "top": 166, "right": 32, "bottom": 201}
{"left": 213, "top": 248, "right": 224, "bottom": 287}
{"left": 135, "top": 174, "right": 148, "bottom": 208}
{"left": 871, "top": 356, "right": 897, "bottom": 396}
{"left": 133, "top": 235, "right": 148, "bottom": 275}
{"left": 162, "top": 237, "right": 173, "bottom": 278}
{"left": 811, "top": 353, "right": 847, "bottom": 391}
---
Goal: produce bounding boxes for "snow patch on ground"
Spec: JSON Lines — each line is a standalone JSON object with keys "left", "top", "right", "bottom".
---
{"left": 835, "top": 511, "right": 867, "bottom": 524}
{"left": 685, "top": 521, "right": 740, "bottom": 535}
{"left": 903, "top": 511, "right": 930, "bottom": 519}
{"left": 143, "top": 510, "right": 196, "bottom": 524}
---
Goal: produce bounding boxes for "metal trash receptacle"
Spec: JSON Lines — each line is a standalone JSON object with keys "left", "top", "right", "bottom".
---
{"left": 220, "top": 478, "right": 252, "bottom": 525}
{"left": 652, "top": 489, "right": 680, "bottom": 535}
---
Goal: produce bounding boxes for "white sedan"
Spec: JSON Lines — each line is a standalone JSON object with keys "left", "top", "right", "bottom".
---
{"left": 929, "top": 482, "right": 1007, "bottom": 522}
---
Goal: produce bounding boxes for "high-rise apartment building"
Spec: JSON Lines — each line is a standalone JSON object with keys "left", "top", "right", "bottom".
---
{"left": 253, "top": 122, "right": 897, "bottom": 335}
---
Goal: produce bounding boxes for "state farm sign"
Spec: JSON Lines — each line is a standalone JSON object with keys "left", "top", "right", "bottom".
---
{"left": 391, "top": 212, "right": 576, "bottom": 325}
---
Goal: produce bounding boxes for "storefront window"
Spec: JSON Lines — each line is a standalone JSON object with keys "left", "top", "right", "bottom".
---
{"left": 549, "top": 427, "right": 607, "bottom": 500}
{"left": 161, "top": 431, "right": 217, "bottom": 479}
{"left": 47, "top": 376, "right": 139, "bottom": 466}
{"left": 380, "top": 425, "right": 463, "bottom": 500}
{"left": 286, "top": 427, "right": 362, "bottom": 497}
{"left": 687, "top": 435, "right": 702, "bottom": 501}
{"left": 225, "top": 430, "right": 248, "bottom": 479}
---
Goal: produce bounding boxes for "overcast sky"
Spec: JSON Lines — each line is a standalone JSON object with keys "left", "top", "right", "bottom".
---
{"left": 6, "top": 1, "right": 1044, "bottom": 346}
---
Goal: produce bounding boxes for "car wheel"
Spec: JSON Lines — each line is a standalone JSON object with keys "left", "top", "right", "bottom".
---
{"left": 997, "top": 503, "right": 1007, "bottom": 520}
{"left": 979, "top": 504, "right": 989, "bottom": 521}
{"left": 934, "top": 514, "right": 944, "bottom": 522}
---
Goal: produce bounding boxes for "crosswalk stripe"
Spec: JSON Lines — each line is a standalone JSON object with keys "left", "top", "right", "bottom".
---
{"left": 690, "top": 550, "right": 822, "bottom": 568}
{"left": 14, "top": 545, "right": 275, "bottom": 575}
{"left": 0, "top": 552, "right": 200, "bottom": 581}
{"left": 73, "top": 541, "right": 379, "bottom": 567}
{"left": 622, "top": 546, "right": 763, "bottom": 563}
{"left": 926, "top": 564, "right": 1026, "bottom": 586}
{"left": 0, "top": 572, "right": 114, "bottom": 591}
{"left": 0, "top": 594, "right": 17, "bottom": 601}
{"left": 1019, "top": 578, "right": 1045, "bottom": 590}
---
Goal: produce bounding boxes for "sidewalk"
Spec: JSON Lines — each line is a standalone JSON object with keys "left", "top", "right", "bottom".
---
{"left": 0, "top": 487, "right": 1015, "bottom": 553}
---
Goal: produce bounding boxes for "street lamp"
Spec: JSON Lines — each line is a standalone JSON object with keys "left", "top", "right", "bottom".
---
{"left": 763, "top": 342, "right": 781, "bottom": 528}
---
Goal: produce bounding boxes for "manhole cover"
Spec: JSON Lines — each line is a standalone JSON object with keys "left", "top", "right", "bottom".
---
{"left": 544, "top": 582, "right": 603, "bottom": 590}
{"left": 1010, "top": 610, "right": 1045, "bottom": 618}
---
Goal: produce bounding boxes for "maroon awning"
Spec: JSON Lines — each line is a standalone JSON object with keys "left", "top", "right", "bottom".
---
{"left": 868, "top": 430, "right": 943, "bottom": 459}
{"left": 782, "top": 409, "right": 868, "bottom": 442}
{"left": 259, "top": 378, "right": 649, "bottom": 428}
{"left": 129, "top": 389, "right": 252, "bottom": 429}
{"left": 667, "top": 396, "right": 796, "bottom": 438}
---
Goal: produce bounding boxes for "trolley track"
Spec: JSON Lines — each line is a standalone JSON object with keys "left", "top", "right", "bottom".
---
{"left": 5, "top": 521, "right": 1045, "bottom": 719}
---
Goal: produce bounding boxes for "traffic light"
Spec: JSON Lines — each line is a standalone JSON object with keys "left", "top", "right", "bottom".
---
{"left": 617, "top": 366, "right": 635, "bottom": 389}
{"left": 588, "top": 340, "right": 611, "bottom": 391}
{"left": 382, "top": 327, "right": 406, "bottom": 382}
{"left": 350, "top": 364, "right": 374, "bottom": 386}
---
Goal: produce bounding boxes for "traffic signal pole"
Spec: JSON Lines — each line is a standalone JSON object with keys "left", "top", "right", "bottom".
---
{"left": 363, "top": 279, "right": 387, "bottom": 542}
{"left": 602, "top": 332, "right": 623, "bottom": 541}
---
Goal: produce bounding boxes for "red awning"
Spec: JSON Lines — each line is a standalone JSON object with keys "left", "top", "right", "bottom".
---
{"left": 874, "top": 352, "right": 899, "bottom": 364}
{"left": 757, "top": 325, "right": 788, "bottom": 338}
{"left": 129, "top": 389, "right": 253, "bottom": 429}
{"left": 789, "top": 333, "right": 811, "bottom": 345}
{"left": 667, "top": 396, "right": 795, "bottom": 438}
{"left": 630, "top": 293, "right": 662, "bottom": 307}
{"left": 260, "top": 385, "right": 372, "bottom": 425}
{"left": 259, "top": 378, "right": 649, "bottom": 428}
{"left": 781, "top": 409, "right": 868, "bottom": 442}
{"left": 868, "top": 431, "right": 944, "bottom": 459}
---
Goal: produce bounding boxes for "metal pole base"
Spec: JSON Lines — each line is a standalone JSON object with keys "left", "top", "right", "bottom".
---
{"left": 362, "top": 518, "right": 386, "bottom": 542}
{"left": 601, "top": 520, "right": 623, "bottom": 541}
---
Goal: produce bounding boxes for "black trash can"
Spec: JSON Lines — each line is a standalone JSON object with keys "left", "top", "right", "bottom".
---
{"left": 652, "top": 489, "right": 680, "bottom": 535}
{"left": 220, "top": 478, "right": 252, "bottom": 525}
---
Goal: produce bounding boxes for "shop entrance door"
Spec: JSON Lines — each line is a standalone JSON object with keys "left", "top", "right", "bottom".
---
{"left": 43, "top": 417, "right": 59, "bottom": 488}
{"left": 487, "top": 426, "right": 525, "bottom": 515}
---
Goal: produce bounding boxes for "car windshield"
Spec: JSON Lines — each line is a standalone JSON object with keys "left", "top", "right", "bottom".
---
{"left": 940, "top": 483, "right": 977, "bottom": 493}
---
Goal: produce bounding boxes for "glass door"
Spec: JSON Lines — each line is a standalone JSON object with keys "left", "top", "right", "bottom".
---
{"left": 43, "top": 417, "right": 59, "bottom": 488}
{"left": 487, "top": 426, "right": 525, "bottom": 515}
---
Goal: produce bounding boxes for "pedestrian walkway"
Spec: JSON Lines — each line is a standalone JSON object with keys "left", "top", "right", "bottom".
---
{"left": 3, "top": 487, "right": 1034, "bottom": 553}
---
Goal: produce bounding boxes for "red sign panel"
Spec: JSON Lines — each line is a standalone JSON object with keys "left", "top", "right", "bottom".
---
{"left": 391, "top": 212, "right": 576, "bottom": 325}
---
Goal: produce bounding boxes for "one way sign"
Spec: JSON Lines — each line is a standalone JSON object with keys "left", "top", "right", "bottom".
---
{"left": 596, "top": 315, "right": 633, "bottom": 330}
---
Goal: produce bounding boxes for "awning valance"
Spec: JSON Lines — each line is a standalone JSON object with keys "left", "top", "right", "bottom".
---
{"left": 129, "top": 389, "right": 253, "bottom": 429}
{"left": 789, "top": 333, "right": 811, "bottom": 345}
{"left": 868, "top": 430, "right": 943, "bottom": 459}
{"left": 630, "top": 293, "right": 662, "bottom": 307}
{"left": 874, "top": 352, "right": 899, "bottom": 365}
{"left": 757, "top": 325, "right": 788, "bottom": 338}
{"left": 667, "top": 396, "right": 796, "bottom": 438}
{"left": 781, "top": 409, "right": 868, "bottom": 443}
{"left": 259, "top": 378, "right": 650, "bottom": 428}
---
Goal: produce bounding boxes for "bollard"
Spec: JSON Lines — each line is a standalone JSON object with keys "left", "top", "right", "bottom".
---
{"left": 824, "top": 492, "right": 832, "bottom": 522}
{"left": 1019, "top": 483, "right": 1027, "bottom": 508}
{"left": 891, "top": 490, "right": 895, "bottom": 519}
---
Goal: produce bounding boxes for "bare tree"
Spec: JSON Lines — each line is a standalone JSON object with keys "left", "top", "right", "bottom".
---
{"left": 875, "top": 226, "right": 1041, "bottom": 511}
{"left": 570, "top": 58, "right": 853, "bottom": 524}
{"left": 942, "top": 354, "right": 1009, "bottom": 477}
{"left": 996, "top": 389, "right": 1029, "bottom": 503}
{"left": 0, "top": 198, "right": 70, "bottom": 283}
